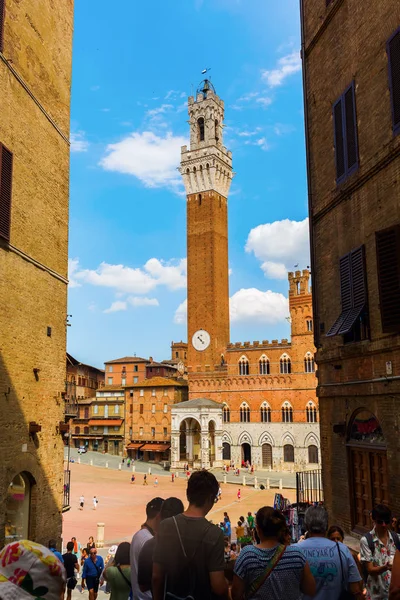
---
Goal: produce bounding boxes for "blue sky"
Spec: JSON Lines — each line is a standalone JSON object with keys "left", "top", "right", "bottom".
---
{"left": 67, "top": 0, "right": 310, "bottom": 369}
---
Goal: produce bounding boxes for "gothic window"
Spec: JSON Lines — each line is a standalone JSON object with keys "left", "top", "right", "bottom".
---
{"left": 280, "top": 355, "right": 291, "bottom": 374}
{"left": 198, "top": 117, "right": 205, "bottom": 142}
{"left": 259, "top": 355, "right": 270, "bottom": 375}
{"left": 306, "top": 402, "right": 318, "bottom": 423}
{"left": 199, "top": 194, "right": 202, "bottom": 206}
{"left": 308, "top": 445, "right": 319, "bottom": 464}
{"left": 306, "top": 319, "right": 313, "bottom": 332}
{"left": 75, "top": 426, "right": 80, "bottom": 435}
{"left": 223, "top": 405, "right": 230, "bottom": 423}
{"left": 260, "top": 403, "right": 271, "bottom": 423}
{"left": 215, "top": 119, "right": 219, "bottom": 141}
{"left": 304, "top": 353, "right": 315, "bottom": 373}
{"left": 240, "top": 403, "right": 250, "bottom": 423}
{"left": 282, "top": 402, "right": 293, "bottom": 423}
{"left": 239, "top": 356, "right": 249, "bottom": 375}
{"left": 284, "top": 444, "right": 295, "bottom": 462}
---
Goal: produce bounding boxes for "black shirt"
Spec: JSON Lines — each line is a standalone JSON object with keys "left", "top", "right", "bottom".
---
{"left": 62, "top": 552, "right": 78, "bottom": 578}
{"left": 138, "top": 536, "right": 156, "bottom": 590}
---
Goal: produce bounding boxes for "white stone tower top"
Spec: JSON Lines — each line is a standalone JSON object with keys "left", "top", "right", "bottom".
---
{"left": 180, "top": 80, "right": 233, "bottom": 198}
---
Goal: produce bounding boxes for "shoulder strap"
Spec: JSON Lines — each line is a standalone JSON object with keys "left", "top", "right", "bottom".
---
{"left": 117, "top": 565, "right": 132, "bottom": 588}
{"left": 336, "top": 542, "right": 345, "bottom": 586}
{"left": 246, "top": 545, "right": 286, "bottom": 600}
{"left": 391, "top": 532, "right": 400, "bottom": 551}
{"left": 173, "top": 516, "right": 212, "bottom": 563}
{"left": 365, "top": 532, "right": 375, "bottom": 556}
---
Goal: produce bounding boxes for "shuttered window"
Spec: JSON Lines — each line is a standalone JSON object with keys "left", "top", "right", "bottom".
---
{"left": 327, "top": 245, "right": 368, "bottom": 337}
{"left": 376, "top": 226, "right": 400, "bottom": 332}
{"left": 0, "top": 144, "right": 13, "bottom": 242}
{"left": 0, "top": 0, "right": 4, "bottom": 53}
{"left": 388, "top": 29, "right": 400, "bottom": 135}
{"left": 333, "top": 82, "right": 358, "bottom": 183}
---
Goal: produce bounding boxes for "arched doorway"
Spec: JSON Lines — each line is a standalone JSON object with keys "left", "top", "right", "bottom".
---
{"left": 308, "top": 445, "right": 319, "bottom": 464}
{"left": 209, "top": 421, "right": 215, "bottom": 464}
{"left": 348, "top": 409, "right": 388, "bottom": 532}
{"left": 241, "top": 443, "right": 251, "bottom": 465}
{"left": 222, "top": 442, "right": 231, "bottom": 460}
{"left": 262, "top": 443, "right": 273, "bottom": 468}
{"left": 5, "top": 472, "right": 34, "bottom": 543}
{"left": 180, "top": 418, "right": 201, "bottom": 464}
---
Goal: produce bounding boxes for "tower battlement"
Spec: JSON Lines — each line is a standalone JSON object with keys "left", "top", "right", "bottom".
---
{"left": 227, "top": 339, "right": 291, "bottom": 351}
{"left": 288, "top": 269, "right": 311, "bottom": 296}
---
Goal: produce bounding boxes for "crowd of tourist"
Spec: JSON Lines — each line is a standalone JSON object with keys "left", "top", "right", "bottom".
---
{"left": 1, "top": 471, "right": 400, "bottom": 599}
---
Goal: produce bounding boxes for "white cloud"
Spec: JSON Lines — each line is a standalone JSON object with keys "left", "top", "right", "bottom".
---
{"left": 99, "top": 131, "right": 188, "bottom": 190}
{"left": 146, "top": 104, "right": 173, "bottom": 118}
{"left": 128, "top": 296, "right": 159, "bottom": 307}
{"left": 246, "top": 217, "right": 310, "bottom": 278}
{"left": 104, "top": 301, "right": 127, "bottom": 314}
{"left": 261, "top": 50, "right": 301, "bottom": 87}
{"left": 70, "top": 132, "right": 89, "bottom": 153}
{"left": 174, "top": 299, "right": 187, "bottom": 324}
{"left": 144, "top": 258, "right": 187, "bottom": 290}
{"left": 244, "top": 137, "right": 270, "bottom": 151}
{"left": 174, "top": 289, "right": 289, "bottom": 325}
{"left": 68, "top": 258, "right": 81, "bottom": 288}
{"left": 256, "top": 97, "right": 273, "bottom": 107}
{"left": 230, "top": 288, "right": 289, "bottom": 324}
{"left": 238, "top": 128, "right": 262, "bottom": 137}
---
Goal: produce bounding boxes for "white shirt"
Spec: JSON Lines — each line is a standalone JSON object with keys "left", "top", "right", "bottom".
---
{"left": 130, "top": 528, "right": 153, "bottom": 600}
{"left": 79, "top": 496, "right": 84, "bottom": 504}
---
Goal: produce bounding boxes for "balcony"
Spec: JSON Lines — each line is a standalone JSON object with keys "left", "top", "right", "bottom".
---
{"left": 63, "top": 469, "right": 71, "bottom": 512}
{"left": 64, "top": 402, "right": 79, "bottom": 419}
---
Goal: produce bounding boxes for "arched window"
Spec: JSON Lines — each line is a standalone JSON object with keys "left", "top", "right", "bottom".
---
{"left": 259, "top": 355, "right": 270, "bottom": 375}
{"left": 306, "top": 402, "right": 318, "bottom": 423}
{"left": 222, "top": 442, "right": 231, "bottom": 460}
{"left": 238, "top": 356, "right": 249, "bottom": 376}
{"left": 306, "top": 319, "right": 313, "bottom": 332}
{"left": 198, "top": 194, "right": 202, "bottom": 206}
{"left": 280, "top": 355, "right": 291, "bottom": 374}
{"left": 198, "top": 117, "right": 205, "bottom": 141}
{"left": 84, "top": 426, "right": 89, "bottom": 435}
{"left": 282, "top": 402, "right": 293, "bottom": 423}
{"left": 240, "top": 403, "right": 250, "bottom": 423}
{"left": 260, "top": 403, "right": 271, "bottom": 423}
{"left": 75, "top": 426, "right": 80, "bottom": 434}
{"left": 308, "top": 445, "right": 319, "bottom": 464}
{"left": 5, "top": 473, "right": 33, "bottom": 542}
{"left": 284, "top": 444, "right": 295, "bottom": 462}
{"left": 223, "top": 405, "right": 230, "bottom": 423}
{"left": 215, "top": 119, "right": 219, "bottom": 141}
{"left": 93, "top": 404, "right": 99, "bottom": 414}
{"left": 304, "top": 352, "right": 315, "bottom": 373}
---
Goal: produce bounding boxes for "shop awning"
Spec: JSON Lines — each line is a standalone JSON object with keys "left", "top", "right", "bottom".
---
{"left": 140, "top": 443, "right": 170, "bottom": 452}
{"left": 88, "top": 419, "right": 123, "bottom": 426}
{"left": 126, "top": 442, "right": 144, "bottom": 450}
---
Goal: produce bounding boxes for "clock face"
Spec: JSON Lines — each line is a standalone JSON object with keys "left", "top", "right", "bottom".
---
{"left": 177, "top": 361, "right": 185, "bottom": 374}
{"left": 192, "top": 329, "right": 211, "bottom": 352}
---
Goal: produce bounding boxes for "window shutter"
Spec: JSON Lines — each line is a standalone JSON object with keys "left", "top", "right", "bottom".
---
{"left": 350, "top": 245, "right": 366, "bottom": 308}
{"left": 0, "top": 0, "right": 4, "bottom": 53}
{"left": 344, "top": 84, "right": 358, "bottom": 171}
{"left": 340, "top": 253, "right": 352, "bottom": 310}
{"left": 376, "top": 226, "right": 400, "bottom": 332}
{"left": 333, "top": 98, "right": 345, "bottom": 180}
{"left": 0, "top": 144, "right": 13, "bottom": 242}
{"left": 388, "top": 30, "right": 400, "bottom": 132}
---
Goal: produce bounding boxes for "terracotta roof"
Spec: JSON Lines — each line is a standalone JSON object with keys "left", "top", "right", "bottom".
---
{"left": 97, "top": 385, "right": 124, "bottom": 392}
{"left": 66, "top": 352, "right": 105, "bottom": 373}
{"left": 147, "top": 362, "right": 177, "bottom": 369}
{"left": 105, "top": 356, "right": 149, "bottom": 364}
{"left": 127, "top": 377, "right": 187, "bottom": 388}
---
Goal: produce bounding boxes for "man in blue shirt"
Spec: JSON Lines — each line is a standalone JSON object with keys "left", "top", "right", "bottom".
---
{"left": 48, "top": 539, "right": 64, "bottom": 564}
{"left": 296, "top": 506, "right": 362, "bottom": 600}
{"left": 82, "top": 547, "right": 104, "bottom": 600}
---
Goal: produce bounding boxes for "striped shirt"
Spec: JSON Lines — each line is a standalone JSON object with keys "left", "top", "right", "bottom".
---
{"left": 234, "top": 544, "right": 306, "bottom": 600}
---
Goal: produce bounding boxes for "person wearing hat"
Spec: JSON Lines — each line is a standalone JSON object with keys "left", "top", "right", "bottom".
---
{"left": 0, "top": 539, "right": 66, "bottom": 599}
{"left": 130, "top": 497, "right": 164, "bottom": 600}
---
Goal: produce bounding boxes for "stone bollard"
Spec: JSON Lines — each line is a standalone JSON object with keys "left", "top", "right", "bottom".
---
{"left": 223, "top": 474, "right": 227, "bottom": 484}
{"left": 78, "top": 457, "right": 81, "bottom": 464}
{"left": 148, "top": 467, "right": 152, "bottom": 475}
{"left": 254, "top": 477, "right": 258, "bottom": 489}
{"left": 90, "top": 460, "right": 93, "bottom": 466}
{"left": 242, "top": 476, "right": 246, "bottom": 486}
{"left": 96, "top": 523, "right": 105, "bottom": 548}
{"left": 266, "top": 478, "right": 270, "bottom": 490}
{"left": 132, "top": 465, "right": 136, "bottom": 473}
{"left": 279, "top": 479, "right": 283, "bottom": 490}
{"left": 118, "top": 464, "right": 122, "bottom": 470}
{"left": 105, "top": 462, "right": 108, "bottom": 469}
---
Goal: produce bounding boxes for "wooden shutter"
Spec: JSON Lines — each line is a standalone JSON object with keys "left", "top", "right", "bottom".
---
{"left": 376, "top": 226, "right": 400, "bottom": 332}
{"left": 0, "top": 0, "right": 4, "bottom": 53}
{"left": 344, "top": 84, "right": 358, "bottom": 171}
{"left": 333, "top": 98, "right": 345, "bottom": 180}
{"left": 388, "top": 30, "right": 400, "bottom": 132}
{"left": 350, "top": 245, "right": 366, "bottom": 307}
{"left": 0, "top": 144, "right": 13, "bottom": 242}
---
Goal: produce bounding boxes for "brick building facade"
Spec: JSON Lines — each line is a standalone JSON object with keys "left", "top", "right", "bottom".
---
{"left": 66, "top": 353, "right": 104, "bottom": 416}
{"left": 0, "top": 0, "right": 73, "bottom": 546}
{"left": 301, "top": 0, "right": 400, "bottom": 532}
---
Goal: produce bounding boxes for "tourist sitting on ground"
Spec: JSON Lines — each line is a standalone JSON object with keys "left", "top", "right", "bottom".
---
{"left": 130, "top": 496, "right": 164, "bottom": 600}
{"left": 360, "top": 504, "right": 400, "bottom": 600}
{"left": 103, "top": 541, "right": 131, "bottom": 600}
{"left": 389, "top": 550, "right": 400, "bottom": 599}
{"left": 152, "top": 470, "right": 229, "bottom": 600}
{"left": 232, "top": 506, "right": 315, "bottom": 600}
{"left": 0, "top": 539, "right": 66, "bottom": 600}
{"left": 81, "top": 547, "right": 104, "bottom": 600}
{"left": 138, "top": 497, "right": 184, "bottom": 593}
{"left": 327, "top": 525, "right": 364, "bottom": 581}
{"left": 63, "top": 541, "right": 80, "bottom": 599}
{"left": 297, "top": 505, "right": 363, "bottom": 600}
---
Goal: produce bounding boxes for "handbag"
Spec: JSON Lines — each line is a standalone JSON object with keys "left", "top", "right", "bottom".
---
{"left": 336, "top": 542, "right": 354, "bottom": 600}
{"left": 245, "top": 544, "right": 286, "bottom": 600}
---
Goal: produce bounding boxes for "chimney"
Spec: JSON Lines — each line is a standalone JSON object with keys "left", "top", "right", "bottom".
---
{"left": 149, "top": 357, "right": 153, "bottom": 364}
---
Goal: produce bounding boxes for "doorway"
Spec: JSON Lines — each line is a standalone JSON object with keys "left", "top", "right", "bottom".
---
{"left": 241, "top": 443, "right": 251, "bottom": 464}
{"left": 262, "top": 443, "right": 273, "bottom": 468}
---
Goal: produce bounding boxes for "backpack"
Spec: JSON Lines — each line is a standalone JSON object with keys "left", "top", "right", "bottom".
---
{"left": 361, "top": 531, "right": 400, "bottom": 583}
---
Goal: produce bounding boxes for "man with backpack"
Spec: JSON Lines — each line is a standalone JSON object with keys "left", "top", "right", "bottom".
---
{"left": 360, "top": 504, "right": 400, "bottom": 600}
{"left": 152, "top": 471, "right": 229, "bottom": 600}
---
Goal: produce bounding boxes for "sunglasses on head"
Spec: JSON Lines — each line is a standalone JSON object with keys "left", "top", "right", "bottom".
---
{"left": 376, "top": 519, "right": 391, "bottom": 525}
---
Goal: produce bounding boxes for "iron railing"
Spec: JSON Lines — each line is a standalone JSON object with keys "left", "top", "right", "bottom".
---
{"left": 296, "top": 469, "right": 323, "bottom": 505}
{"left": 63, "top": 470, "right": 71, "bottom": 512}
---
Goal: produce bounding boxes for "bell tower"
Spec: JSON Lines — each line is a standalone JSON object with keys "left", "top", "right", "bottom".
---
{"left": 180, "top": 80, "right": 233, "bottom": 373}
